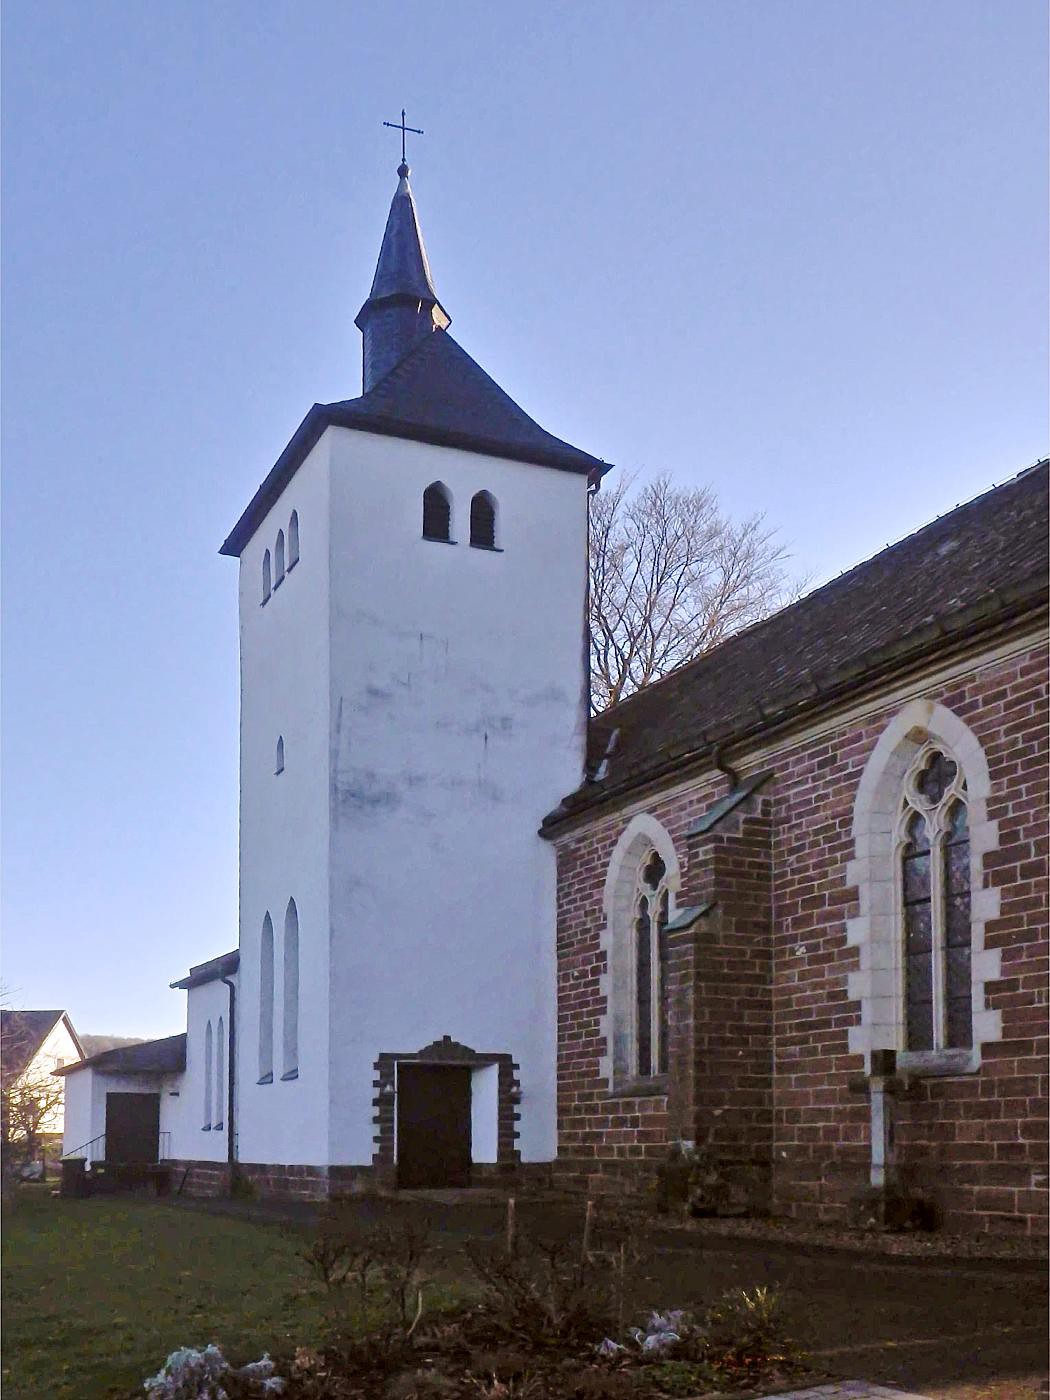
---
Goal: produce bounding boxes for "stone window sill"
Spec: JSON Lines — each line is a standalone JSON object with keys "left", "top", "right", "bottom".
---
{"left": 257, "top": 1072, "right": 273, "bottom": 1085}
{"left": 898, "top": 1048, "right": 979, "bottom": 1078}
{"left": 281, "top": 1069, "right": 299, "bottom": 1081}
{"left": 602, "top": 1075, "right": 669, "bottom": 1101}
{"left": 422, "top": 535, "right": 457, "bottom": 545}
{"left": 469, "top": 542, "right": 504, "bottom": 553}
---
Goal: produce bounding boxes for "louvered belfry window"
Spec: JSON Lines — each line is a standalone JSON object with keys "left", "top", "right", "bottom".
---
{"left": 634, "top": 849, "right": 671, "bottom": 1076}
{"left": 899, "top": 747, "right": 972, "bottom": 1051}
{"left": 422, "top": 483, "right": 452, "bottom": 541}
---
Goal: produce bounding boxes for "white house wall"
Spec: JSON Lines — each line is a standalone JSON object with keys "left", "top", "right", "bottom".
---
{"left": 236, "top": 435, "right": 332, "bottom": 1166}
{"left": 31, "top": 1017, "right": 82, "bottom": 1135}
{"left": 61, "top": 1068, "right": 94, "bottom": 1158}
{"left": 174, "top": 976, "right": 236, "bottom": 1163}
{"left": 325, "top": 427, "right": 588, "bottom": 1164}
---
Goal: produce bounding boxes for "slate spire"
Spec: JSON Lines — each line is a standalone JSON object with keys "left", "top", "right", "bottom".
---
{"left": 355, "top": 162, "right": 451, "bottom": 393}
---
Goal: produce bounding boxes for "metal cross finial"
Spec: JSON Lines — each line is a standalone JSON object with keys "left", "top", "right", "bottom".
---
{"left": 383, "top": 108, "right": 423, "bottom": 166}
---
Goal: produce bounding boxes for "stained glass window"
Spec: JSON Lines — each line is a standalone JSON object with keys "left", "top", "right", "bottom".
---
{"left": 634, "top": 850, "right": 671, "bottom": 1077}
{"left": 898, "top": 747, "right": 971, "bottom": 1053}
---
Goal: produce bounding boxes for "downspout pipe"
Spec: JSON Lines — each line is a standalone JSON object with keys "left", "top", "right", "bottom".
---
{"left": 220, "top": 976, "right": 237, "bottom": 1181}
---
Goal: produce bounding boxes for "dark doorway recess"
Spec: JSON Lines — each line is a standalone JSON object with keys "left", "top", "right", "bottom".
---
{"left": 396, "top": 1064, "right": 471, "bottom": 1188}
{"left": 105, "top": 1092, "right": 160, "bottom": 1164}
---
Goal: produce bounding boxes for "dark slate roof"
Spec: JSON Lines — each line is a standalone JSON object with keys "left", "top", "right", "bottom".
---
{"left": 55, "top": 1033, "right": 187, "bottom": 1078}
{"left": 1, "top": 1010, "right": 83, "bottom": 1085}
{"left": 221, "top": 331, "right": 610, "bottom": 556}
{"left": 543, "top": 460, "right": 1049, "bottom": 833}
{"left": 355, "top": 165, "right": 448, "bottom": 324}
{"left": 170, "top": 949, "right": 239, "bottom": 991}
{"left": 79, "top": 1035, "right": 147, "bottom": 1058}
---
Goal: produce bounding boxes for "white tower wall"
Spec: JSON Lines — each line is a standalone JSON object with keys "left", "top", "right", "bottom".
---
{"left": 236, "top": 440, "right": 333, "bottom": 1166}
{"left": 324, "top": 426, "right": 588, "bottom": 1165}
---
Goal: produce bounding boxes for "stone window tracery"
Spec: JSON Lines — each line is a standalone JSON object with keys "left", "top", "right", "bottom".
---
{"left": 898, "top": 746, "right": 971, "bottom": 1052}
{"left": 633, "top": 850, "right": 671, "bottom": 1077}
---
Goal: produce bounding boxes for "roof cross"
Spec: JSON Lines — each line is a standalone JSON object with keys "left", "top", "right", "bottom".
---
{"left": 383, "top": 108, "right": 423, "bottom": 166}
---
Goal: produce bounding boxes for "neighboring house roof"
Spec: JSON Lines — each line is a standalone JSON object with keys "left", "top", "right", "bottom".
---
{"left": 54, "top": 1033, "right": 187, "bottom": 1078}
{"left": 220, "top": 331, "right": 610, "bottom": 557}
{"left": 543, "top": 460, "right": 1049, "bottom": 833}
{"left": 169, "top": 949, "right": 240, "bottom": 991}
{"left": 1, "top": 1010, "right": 83, "bottom": 1085}
{"left": 79, "top": 1035, "right": 147, "bottom": 1058}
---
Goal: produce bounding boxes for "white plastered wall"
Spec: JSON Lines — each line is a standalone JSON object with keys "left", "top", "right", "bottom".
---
{"left": 325, "top": 427, "right": 588, "bottom": 1165}
{"left": 171, "top": 976, "right": 236, "bottom": 1162}
{"left": 236, "top": 437, "right": 332, "bottom": 1166}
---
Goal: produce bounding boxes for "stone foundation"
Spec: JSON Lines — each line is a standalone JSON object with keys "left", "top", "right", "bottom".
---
{"left": 168, "top": 1158, "right": 554, "bottom": 1201}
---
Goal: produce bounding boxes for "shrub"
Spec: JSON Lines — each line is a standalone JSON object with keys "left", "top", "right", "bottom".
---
{"left": 702, "top": 1286, "right": 795, "bottom": 1374}
{"left": 142, "top": 1345, "right": 284, "bottom": 1399}
{"left": 465, "top": 1232, "right": 617, "bottom": 1347}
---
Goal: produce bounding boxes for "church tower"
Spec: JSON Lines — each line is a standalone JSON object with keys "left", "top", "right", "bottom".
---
{"left": 220, "top": 157, "right": 609, "bottom": 1188}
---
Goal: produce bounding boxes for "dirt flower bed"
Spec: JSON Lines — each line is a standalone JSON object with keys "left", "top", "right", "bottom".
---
{"left": 132, "top": 1202, "right": 804, "bottom": 1400}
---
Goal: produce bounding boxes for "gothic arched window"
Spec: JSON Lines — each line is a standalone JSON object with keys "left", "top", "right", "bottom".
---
{"left": 259, "top": 913, "right": 274, "bottom": 1083}
{"left": 634, "top": 849, "right": 671, "bottom": 1077}
{"left": 469, "top": 491, "right": 497, "bottom": 549}
{"left": 898, "top": 746, "right": 971, "bottom": 1052}
{"left": 214, "top": 1016, "right": 225, "bottom": 1130}
{"left": 203, "top": 1020, "right": 213, "bottom": 1128}
{"left": 262, "top": 550, "right": 272, "bottom": 604}
{"left": 422, "top": 482, "right": 452, "bottom": 542}
{"left": 288, "top": 511, "right": 300, "bottom": 570}
{"left": 274, "top": 530, "right": 286, "bottom": 587}
{"left": 275, "top": 736, "right": 285, "bottom": 775}
{"left": 283, "top": 898, "right": 300, "bottom": 1079}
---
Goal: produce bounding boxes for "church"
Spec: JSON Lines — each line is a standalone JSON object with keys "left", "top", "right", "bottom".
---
{"left": 59, "top": 156, "right": 1049, "bottom": 1239}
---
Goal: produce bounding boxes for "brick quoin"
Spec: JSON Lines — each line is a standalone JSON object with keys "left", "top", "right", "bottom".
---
{"left": 552, "top": 639, "right": 1049, "bottom": 1236}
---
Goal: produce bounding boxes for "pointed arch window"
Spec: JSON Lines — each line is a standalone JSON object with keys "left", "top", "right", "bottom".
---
{"left": 214, "top": 1016, "right": 225, "bottom": 1130}
{"left": 469, "top": 491, "right": 498, "bottom": 549}
{"left": 422, "top": 482, "right": 452, "bottom": 542}
{"left": 262, "top": 550, "right": 272, "bottom": 604}
{"left": 275, "top": 736, "right": 285, "bottom": 775}
{"left": 898, "top": 746, "right": 971, "bottom": 1052}
{"left": 282, "top": 899, "right": 300, "bottom": 1080}
{"left": 288, "top": 511, "right": 300, "bottom": 570}
{"left": 634, "top": 850, "right": 671, "bottom": 1077}
{"left": 259, "top": 913, "right": 274, "bottom": 1083}
{"left": 274, "top": 530, "right": 286, "bottom": 587}
{"left": 203, "top": 1020, "right": 214, "bottom": 1128}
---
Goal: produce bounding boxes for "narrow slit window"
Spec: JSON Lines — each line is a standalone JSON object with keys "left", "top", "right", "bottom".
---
{"left": 274, "top": 530, "right": 286, "bottom": 587}
{"left": 422, "top": 482, "right": 452, "bottom": 542}
{"left": 259, "top": 913, "right": 274, "bottom": 1082}
{"left": 214, "top": 1016, "right": 225, "bottom": 1130}
{"left": 288, "top": 511, "right": 300, "bottom": 570}
{"left": 469, "top": 491, "right": 497, "bottom": 549}
{"left": 283, "top": 899, "right": 300, "bottom": 1078}
{"left": 262, "top": 550, "right": 272, "bottom": 604}
{"left": 203, "top": 1020, "right": 213, "bottom": 1128}
{"left": 275, "top": 736, "right": 285, "bottom": 775}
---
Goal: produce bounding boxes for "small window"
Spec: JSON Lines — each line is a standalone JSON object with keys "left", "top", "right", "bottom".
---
{"left": 262, "top": 550, "right": 272, "bottom": 604}
{"left": 274, "top": 530, "right": 286, "bottom": 587}
{"left": 288, "top": 511, "right": 300, "bottom": 570}
{"left": 422, "top": 482, "right": 452, "bottom": 542}
{"left": 275, "top": 736, "right": 285, "bottom": 775}
{"left": 470, "top": 491, "right": 498, "bottom": 549}
{"left": 634, "top": 850, "right": 670, "bottom": 1077}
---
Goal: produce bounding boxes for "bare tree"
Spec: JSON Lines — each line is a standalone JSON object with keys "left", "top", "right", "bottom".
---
{"left": 589, "top": 473, "right": 801, "bottom": 712}
{"left": 1, "top": 1006, "right": 66, "bottom": 1177}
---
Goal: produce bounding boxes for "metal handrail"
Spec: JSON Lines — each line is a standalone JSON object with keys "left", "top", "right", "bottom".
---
{"left": 61, "top": 1133, "right": 105, "bottom": 1162}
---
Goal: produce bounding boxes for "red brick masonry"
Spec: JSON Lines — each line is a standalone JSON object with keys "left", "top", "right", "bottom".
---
{"left": 552, "top": 641, "right": 1049, "bottom": 1237}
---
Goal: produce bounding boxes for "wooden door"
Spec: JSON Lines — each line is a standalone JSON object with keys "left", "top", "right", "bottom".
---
{"left": 396, "top": 1064, "right": 472, "bottom": 1188}
{"left": 104, "top": 1092, "right": 160, "bottom": 1164}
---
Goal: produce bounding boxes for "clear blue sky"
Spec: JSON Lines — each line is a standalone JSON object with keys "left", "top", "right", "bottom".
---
{"left": 3, "top": 1, "right": 1046, "bottom": 1037}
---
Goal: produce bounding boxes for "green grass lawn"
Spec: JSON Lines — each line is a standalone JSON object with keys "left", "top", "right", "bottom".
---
{"left": 2, "top": 1189, "right": 333, "bottom": 1400}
